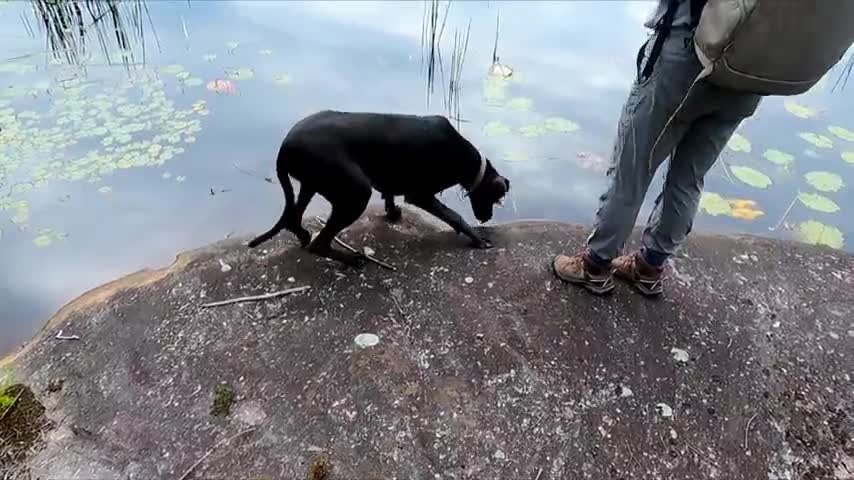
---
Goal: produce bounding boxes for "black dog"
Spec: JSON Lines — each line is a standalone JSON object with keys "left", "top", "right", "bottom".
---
{"left": 248, "top": 111, "right": 510, "bottom": 267}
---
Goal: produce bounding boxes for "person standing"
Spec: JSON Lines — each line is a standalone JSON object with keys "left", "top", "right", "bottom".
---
{"left": 552, "top": 0, "right": 761, "bottom": 296}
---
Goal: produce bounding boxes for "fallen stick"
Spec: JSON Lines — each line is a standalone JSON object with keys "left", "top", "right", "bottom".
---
{"left": 200, "top": 286, "right": 310, "bottom": 308}
{"left": 178, "top": 428, "right": 256, "bottom": 480}
{"left": 744, "top": 412, "right": 760, "bottom": 452}
{"left": 314, "top": 216, "right": 397, "bottom": 271}
{"left": 55, "top": 329, "right": 80, "bottom": 341}
{"left": 0, "top": 387, "right": 24, "bottom": 422}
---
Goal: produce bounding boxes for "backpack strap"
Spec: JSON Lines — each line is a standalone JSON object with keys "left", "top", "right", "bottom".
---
{"left": 640, "top": 0, "right": 680, "bottom": 82}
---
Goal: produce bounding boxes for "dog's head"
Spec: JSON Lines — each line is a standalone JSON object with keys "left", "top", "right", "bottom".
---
{"left": 468, "top": 159, "right": 510, "bottom": 223}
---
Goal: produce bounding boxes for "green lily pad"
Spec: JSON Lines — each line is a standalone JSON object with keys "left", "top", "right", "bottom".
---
{"left": 161, "top": 64, "right": 185, "bottom": 75}
{"left": 727, "top": 133, "right": 751, "bottom": 153}
{"left": 799, "top": 132, "right": 833, "bottom": 149}
{"left": 519, "top": 124, "right": 547, "bottom": 138}
{"left": 795, "top": 220, "right": 844, "bottom": 249}
{"left": 175, "top": 71, "right": 191, "bottom": 81}
{"left": 763, "top": 149, "right": 794, "bottom": 167}
{"left": 503, "top": 150, "right": 530, "bottom": 162}
{"left": 506, "top": 97, "right": 532, "bottom": 111}
{"left": 730, "top": 165, "right": 772, "bottom": 189}
{"left": 226, "top": 68, "right": 254, "bottom": 81}
{"left": 483, "top": 76, "right": 508, "bottom": 106}
{"left": 0, "top": 63, "right": 36, "bottom": 74}
{"left": 698, "top": 192, "right": 731, "bottom": 216}
{"left": 183, "top": 77, "right": 203, "bottom": 87}
{"left": 783, "top": 100, "right": 818, "bottom": 119}
{"left": 483, "top": 121, "right": 510, "bottom": 137}
{"left": 798, "top": 192, "right": 839, "bottom": 213}
{"left": 98, "top": 186, "right": 112, "bottom": 194}
{"left": 544, "top": 117, "right": 580, "bottom": 133}
{"left": 828, "top": 125, "right": 854, "bottom": 142}
{"left": 33, "top": 234, "right": 52, "bottom": 248}
{"left": 804, "top": 171, "right": 844, "bottom": 192}
{"left": 842, "top": 151, "right": 854, "bottom": 164}
{"left": 272, "top": 74, "right": 292, "bottom": 86}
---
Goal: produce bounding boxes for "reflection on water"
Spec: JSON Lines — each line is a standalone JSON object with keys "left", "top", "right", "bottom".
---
{"left": 1, "top": 1, "right": 853, "bottom": 353}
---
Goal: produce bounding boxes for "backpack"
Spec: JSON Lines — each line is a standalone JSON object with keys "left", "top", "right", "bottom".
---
{"left": 693, "top": 0, "right": 854, "bottom": 96}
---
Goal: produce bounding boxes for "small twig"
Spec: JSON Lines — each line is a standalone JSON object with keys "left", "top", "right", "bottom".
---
{"left": 769, "top": 194, "right": 798, "bottom": 232}
{"left": 624, "top": 439, "right": 641, "bottom": 470}
{"left": 685, "top": 442, "right": 720, "bottom": 469}
{"left": 178, "top": 428, "right": 255, "bottom": 480}
{"left": 534, "top": 467, "right": 543, "bottom": 480}
{"left": 233, "top": 163, "right": 275, "bottom": 183}
{"left": 314, "top": 216, "right": 397, "bottom": 271}
{"left": 201, "top": 286, "right": 310, "bottom": 308}
{"left": 0, "top": 388, "right": 24, "bottom": 422}
{"left": 744, "top": 412, "right": 760, "bottom": 452}
{"left": 55, "top": 329, "right": 80, "bottom": 341}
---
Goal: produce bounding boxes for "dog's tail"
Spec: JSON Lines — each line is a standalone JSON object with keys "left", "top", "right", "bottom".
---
{"left": 247, "top": 171, "right": 295, "bottom": 248}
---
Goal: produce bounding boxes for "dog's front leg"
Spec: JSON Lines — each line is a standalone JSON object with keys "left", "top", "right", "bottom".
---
{"left": 405, "top": 195, "right": 491, "bottom": 249}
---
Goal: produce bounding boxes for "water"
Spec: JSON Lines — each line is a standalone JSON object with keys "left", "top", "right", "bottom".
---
{"left": 1, "top": 1, "right": 852, "bottom": 354}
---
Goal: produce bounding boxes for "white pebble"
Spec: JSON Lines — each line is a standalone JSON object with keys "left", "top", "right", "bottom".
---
{"left": 464, "top": 276, "right": 474, "bottom": 284}
{"left": 670, "top": 347, "right": 689, "bottom": 363}
{"left": 287, "top": 277, "right": 296, "bottom": 283}
{"left": 354, "top": 333, "right": 380, "bottom": 348}
{"left": 656, "top": 403, "right": 673, "bottom": 418}
{"left": 493, "top": 449, "right": 505, "bottom": 460}
{"left": 218, "top": 259, "right": 232, "bottom": 273}
{"left": 363, "top": 246, "right": 375, "bottom": 256}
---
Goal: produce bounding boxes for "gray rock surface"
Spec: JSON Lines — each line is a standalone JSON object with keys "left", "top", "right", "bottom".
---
{"left": 7, "top": 207, "right": 854, "bottom": 479}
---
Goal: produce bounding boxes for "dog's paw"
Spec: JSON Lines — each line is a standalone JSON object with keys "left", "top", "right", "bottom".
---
{"left": 470, "top": 237, "right": 493, "bottom": 249}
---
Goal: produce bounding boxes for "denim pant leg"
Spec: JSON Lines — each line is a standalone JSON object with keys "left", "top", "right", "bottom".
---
{"left": 587, "top": 32, "right": 701, "bottom": 262}
{"left": 642, "top": 90, "right": 762, "bottom": 257}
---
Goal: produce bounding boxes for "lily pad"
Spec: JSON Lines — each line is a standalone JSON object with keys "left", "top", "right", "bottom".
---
{"left": 544, "top": 117, "right": 580, "bottom": 133}
{"left": 161, "top": 64, "right": 185, "bottom": 75}
{"left": 503, "top": 150, "right": 530, "bottom": 163}
{"left": 798, "top": 192, "right": 839, "bottom": 213}
{"left": 783, "top": 100, "right": 818, "bottom": 119}
{"left": 842, "top": 151, "right": 854, "bottom": 164}
{"left": 727, "top": 133, "right": 751, "bottom": 153}
{"left": 698, "top": 192, "right": 731, "bottom": 216}
{"left": 183, "top": 77, "right": 203, "bottom": 87}
{"left": 483, "top": 121, "right": 510, "bottom": 137}
{"left": 98, "top": 186, "right": 113, "bottom": 194}
{"left": 203, "top": 54, "right": 217, "bottom": 62}
{"left": 828, "top": 125, "right": 854, "bottom": 142}
{"left": 804, "top": 171, "right": 844, "bottom": 192}
{"left": 272, "top": 74, "right": 292, "bottom": 86}
{"left": 799, "top": 132, "right": 833, "bottom": 149}
{"left": 506, "top": 97, "right": 532, "bottom": 111}
{"left": 795, "top": 220, "right": 844, "bottom": 249}
{"left": 259, "top": 49, "right": 273, "bottom": 56}
{"left": 483, "top": 76, "right": 508, "bottom": 106}
{"left": 175, "top": 71, "right": 191, "bottom": 81}
{"left": 763, "top": 149, "right": 794, "bottom": 167}
{"left": 33, "top": 234, "right": 53, "bottom": 248}
{"left": 519, "top": 124, "right": 547, "bottom": 138}
{"left": 730, "top": 165, "right": 772, "bottom": 189}
{"left": 225, "top": 68, "right": 254, "bottom": 81}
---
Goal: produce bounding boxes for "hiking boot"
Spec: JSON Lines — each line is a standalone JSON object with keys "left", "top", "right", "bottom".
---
{"left": 612, "top": 251, "right": 665, "bottom": 296}
{"left": 552, "top": 250, "right": 615, "bottom": 295}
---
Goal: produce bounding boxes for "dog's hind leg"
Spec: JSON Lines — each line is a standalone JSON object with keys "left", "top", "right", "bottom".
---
{"left": 287, "top": 185, "right": 315, "bottom": 247}
{"left": 383, "top": 193, "right": 402, "bottom": 222}
{"left": 309, "top": 167, "right": 372, "bottom": 268}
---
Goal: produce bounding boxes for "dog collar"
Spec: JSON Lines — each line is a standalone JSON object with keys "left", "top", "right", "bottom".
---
{"left": 466, "top": 153, "right": 487, "bottom": 193}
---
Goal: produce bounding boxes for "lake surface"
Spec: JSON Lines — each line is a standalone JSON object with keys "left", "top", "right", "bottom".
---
{"left": 1, "top": 1, "right": 853, "bottom": 354}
